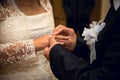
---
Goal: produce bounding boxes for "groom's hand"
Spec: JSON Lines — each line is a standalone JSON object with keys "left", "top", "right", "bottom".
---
{"left": 53, "top": 25, "right": 77, "bottom": 51}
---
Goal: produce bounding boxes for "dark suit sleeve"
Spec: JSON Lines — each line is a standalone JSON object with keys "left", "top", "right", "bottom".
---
{"left": 49, "top": 37, "right": 120, "bottom": 80}
{"left": 49, "top": 6, "right": 120, "bottom": 80}
{"left": 49, "top": 37, "right": 91, "bottom": 80}
{"left": 49, "top": 44, "right": 91, "bottom": 80}
{"left": 72, "top": 37, "right": 90, "bottom": 62}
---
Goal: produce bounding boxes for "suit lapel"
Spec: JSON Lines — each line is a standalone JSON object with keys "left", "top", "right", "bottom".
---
{"left": 95, "top": 6, "right": 120, "bottom": 61}
{"left": 97, "top": 6, "right": 120, "bottom": 42}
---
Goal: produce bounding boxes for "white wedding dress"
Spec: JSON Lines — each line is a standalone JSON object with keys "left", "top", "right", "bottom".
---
{"left": 0, "top": 0, "right": 56, "bottom": 80}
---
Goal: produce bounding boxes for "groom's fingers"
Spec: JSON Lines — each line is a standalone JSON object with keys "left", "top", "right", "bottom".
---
{"left": 55, "top": 35, "right": 69, "bottom": 40}
{"left": 52, "top": 25, "right": 62, "bottom": 34}
{"left": 53, "top": 25, "right": 67, "bottom": 35}
{"left": 50, "top": 35, "right": 64, "bottom": 45}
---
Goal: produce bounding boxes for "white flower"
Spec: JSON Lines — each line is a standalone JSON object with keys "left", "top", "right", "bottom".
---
{"left": 82, "top": 21, "right": 105, "bottom": 63}
{"left": 82, "top": 21, "right": 105, "bottom": 45}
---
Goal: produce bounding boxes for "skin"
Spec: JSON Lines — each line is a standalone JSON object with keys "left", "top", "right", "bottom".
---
{"left": 15, "top": 0, "right": 49, "bottom": 51}
{"left": 0, "top": 0, "right": 51, "bottom": 67}
{"left": 14, "top": 0, "right": 46, "bottom": 15}
{"left": 44, "top": 25, "right": 77, "bottom": 60}
{"left": 33, "top": 35, "right": 50, "bottom": 52}
{"left": 14, "top": 0, "right": 49, "bottom": 51}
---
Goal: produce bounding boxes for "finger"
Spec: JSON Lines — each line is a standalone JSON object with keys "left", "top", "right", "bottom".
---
{"left": 55, "top": 39, "right": 66, "bottom": 45}
{"left": 53, "top": 25, "right": 67, "bottom": 35}
{"left": 53, "top": 25, "right": 62, "bottom": 33}
{"left": 55, "top": 35, "right": 69, "bottom": 40}
{"left": 50, "top": 35, "right": 64, "bottom": 46}
{"left": 54, "top": 25, "right": 66, "bottom": 32}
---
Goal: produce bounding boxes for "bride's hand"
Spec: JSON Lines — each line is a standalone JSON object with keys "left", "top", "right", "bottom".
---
{"left": 33, "top": 35, "right": 50, "bottom": 51}
{"left": 44, "top": 35, "right": 64, "bottom": 60}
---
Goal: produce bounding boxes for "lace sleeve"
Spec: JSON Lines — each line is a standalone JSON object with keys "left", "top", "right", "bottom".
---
{"left": 0, "top": 5, "right": 7, "bottom": 22}
{"left": 0, "top": 40, "right": 36, "bottom": 67}
{"left": 0, "top": 1, "right": 21, "bottom": 22}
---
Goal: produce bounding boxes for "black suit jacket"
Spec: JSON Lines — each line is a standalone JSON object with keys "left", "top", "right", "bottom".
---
{"left": 63, "top": 0, "right": 95, "bottom": 33}
{"left": 49, "top": 5, "right": 120, "bottom": 80}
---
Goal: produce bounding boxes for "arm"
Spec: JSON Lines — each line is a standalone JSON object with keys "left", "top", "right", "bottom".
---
{"left": 72, "top": 37, "right": 90, "bottom": 62}
{"left": 44, "top": 25, "right": 120, "bottom": 80}
{"left": 0, "top": 35, "right": 50, "bottom": 67}
{"left": 0, "top": 40, "right": 35, "bottom": 67}
{"left": 0, "top": 5, "right": 50, "bottom": 67}
{"left": 49, "top": 39, "right": 120, "bottom": 80}
{"left": 53, "top": 25, "right": 90, "bottom": 60}
{"left": 49, "top": 44, "right": 91, "bottom": 80}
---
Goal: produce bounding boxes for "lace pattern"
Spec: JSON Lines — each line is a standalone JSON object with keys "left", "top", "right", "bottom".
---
{"left": 0, "top": 16, "right": 31, "bottom": 43}
{"left": 0, "top": 0, "right": 36, "bottom": 67}
{"left": 0, "top": 0, "right": 22, "bottom": 22}
{"left": 0, "top": 40, "right": 35, "bottom": 67}
{"left": 0, "top": 0, "right": 56, "bottom": 80}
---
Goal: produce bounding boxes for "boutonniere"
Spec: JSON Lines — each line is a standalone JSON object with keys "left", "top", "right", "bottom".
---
{"left": 82, "top": 21, "right": 106, "bottom": 45}
{"left": 82, "top": 21, "right": 106, "bottom": 63}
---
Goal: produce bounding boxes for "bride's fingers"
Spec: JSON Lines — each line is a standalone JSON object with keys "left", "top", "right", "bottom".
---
{"left": 49, "top": 35, "right": 64, "bottom": 46}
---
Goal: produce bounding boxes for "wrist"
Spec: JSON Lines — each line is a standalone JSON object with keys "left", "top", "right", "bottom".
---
{"left": 33, "top": 38, "right": 44, "bottom": 51}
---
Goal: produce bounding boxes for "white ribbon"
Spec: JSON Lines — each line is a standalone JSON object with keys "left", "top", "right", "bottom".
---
{"left": 82, "top": 21, "right": 105, "bottom": 63}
